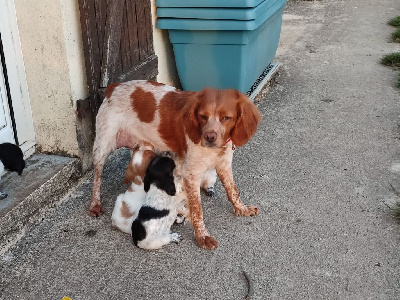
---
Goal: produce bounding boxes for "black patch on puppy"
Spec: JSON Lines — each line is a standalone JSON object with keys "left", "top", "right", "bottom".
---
{"left": 0, "top": 143, "right": 25, "bottom": 175}
{"left": 131, "top": 206, "right": 169, "bottom": 246}
{"left": 143, "top": 156, "right": 176, "bottom": 196}
{"left": 139, "top": 206, "right": 170, "bottom": 221}
{"left": 131, "top": 220, "right": 146, "bottom": 246}
{"left": 131, "top": 156, "right": 178, "bottom": 247}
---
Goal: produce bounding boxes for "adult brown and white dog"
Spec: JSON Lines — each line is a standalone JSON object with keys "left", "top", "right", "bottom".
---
{"left": 90, "top": 80, "right": 261, "bottom": 250}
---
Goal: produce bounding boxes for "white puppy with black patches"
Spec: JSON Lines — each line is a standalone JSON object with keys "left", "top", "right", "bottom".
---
{"left": 131, "top": 156, "right": 186, "bottom": 250}
{"left": 112, "top": 145, "right": 155, "bottom": 234}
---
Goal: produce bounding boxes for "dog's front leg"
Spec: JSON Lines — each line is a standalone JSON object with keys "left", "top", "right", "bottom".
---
{"left": 216, "top": 161, "right": 259, "bottom": 217}
{"left": 183, "top": 175, "right": 219, "bottom": 250}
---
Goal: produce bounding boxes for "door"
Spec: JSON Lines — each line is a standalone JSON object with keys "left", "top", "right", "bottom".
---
{"left": 78, "top": 0, "right": 158, "bottom": 113}
{"left": 0, "top": 0, "right": 36, "bottom": 156}
{"left": 77, "top": 0, "right": 158, "bottom": 169}
{"left": 0, "top": 52, "right": 15, "bottom": 144}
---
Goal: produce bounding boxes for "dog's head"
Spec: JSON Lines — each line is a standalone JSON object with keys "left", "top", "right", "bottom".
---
{"left": 0, "top": 143, "right": 25, "bottom": 175}
{"left": 143, "top": 156, "right": 176, "bottom": 196}
{"left": 183, "top": 88, "right": 262, "bottom": 148}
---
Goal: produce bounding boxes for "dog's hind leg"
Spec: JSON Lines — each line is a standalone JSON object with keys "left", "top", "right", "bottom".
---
{"left": 90, "top": 123, "right": 144, "bottom": 216}
{"left": 90, "top": 142, "right": 112, "bottom": 216}
{"left": 89, "top": 115, "right": 120, "bottom": 216}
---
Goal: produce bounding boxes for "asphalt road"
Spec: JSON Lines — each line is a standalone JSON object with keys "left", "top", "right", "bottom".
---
{"left": 1, "top": 0, "right": 400, "bottom": 299}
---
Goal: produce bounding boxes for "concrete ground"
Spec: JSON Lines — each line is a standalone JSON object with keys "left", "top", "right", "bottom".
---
{"left": 0, "top": 154, "right": 81, "bottom": 251}
{"left": 1, "top": 0, "right": 400, "bottom": 299}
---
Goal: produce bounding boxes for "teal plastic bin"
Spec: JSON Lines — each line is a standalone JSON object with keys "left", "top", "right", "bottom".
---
{"left": 156, "top": 0, "right": 286, "bottom": 93}
{"left": 156, "top": 0, "right": 266, "bottom": 8}
{"left": 157, "top": 0, "right": 277, "bottom": 20}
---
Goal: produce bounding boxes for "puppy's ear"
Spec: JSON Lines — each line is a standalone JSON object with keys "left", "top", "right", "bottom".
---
{"left": 231, "top": 91, "right": 262, "bottom": 147}
{"left": 144, "top": 156, "right": 160, "bottom": 192}
{"left": 143, "top": 174, "right": 151, "bottom": 192}
{"left": 182, "top": 93, "right": 201, "bottom": 144}
{"left": 124, "top": 154, "right": 137, "bottom": 184}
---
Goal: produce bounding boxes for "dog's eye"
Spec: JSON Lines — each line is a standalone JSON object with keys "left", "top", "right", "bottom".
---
{"left": 222, "top": 116, "right": 232, "bottom": 122}
{"left": 199, "top": 114, "right": 208, "bottom": 121}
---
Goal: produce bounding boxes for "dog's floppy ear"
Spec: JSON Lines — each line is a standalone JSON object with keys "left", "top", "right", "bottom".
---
{"left": 182, "top": 92, "right": 201, "bottom": 144}
{"left": 143, "top": 173, "right": 151, "bottom": 192}
{"left": 231, "top": 91, "right": 262, "bottom": 147}
{"left": 143, "top": 156, "right": 161, "bottom": 192}
{"left": 124, "top": 149, "right": 139, "bottom": 184}
{"left": 143, "top": 157, "right": 155, "bottom": 192}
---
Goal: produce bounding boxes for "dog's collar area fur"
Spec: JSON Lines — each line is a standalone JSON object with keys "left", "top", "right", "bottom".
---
{"left": 225, "top": 138, "right": 236, "bottom": 151}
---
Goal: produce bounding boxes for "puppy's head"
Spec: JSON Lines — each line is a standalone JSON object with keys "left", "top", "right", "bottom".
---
{"left": 183, "top": 88, "right": 262, "bottom": 148}
{"left": 124, "top": 145, "right": 155, "bottom": 185}
{"left": 143, "top": 156, "right": 176, "bottom": 196}
{"left": 0, "top": 143, "right": 25, "bottom": 175}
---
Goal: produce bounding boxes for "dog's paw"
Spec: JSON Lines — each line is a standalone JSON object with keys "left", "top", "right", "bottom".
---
{"left": 170, "top": 232, "right": 182, "bottom": 244}
{"left": 89, "top": 204, "right": 104, "bottom": 217}
{"left": 234, "top": 205, "right": 259, "bottom": 217}
{"left": 175, "top": 214, "right": 185, "bottom": 224}
{"left": 204, "top": 186, "right": 216, "bottom": 197}
{"left": 196, "top": 235, "right": 219, "bottom": 250}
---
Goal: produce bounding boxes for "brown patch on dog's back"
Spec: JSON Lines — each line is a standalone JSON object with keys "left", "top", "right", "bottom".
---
{"left": 120, "top": 200, "right": 135, "bottom": 218}
{"left": 130, "top": 87, "right": 156, "bottom": 123}
{"left": 105, "top": 83, "right": 121, "bottom": 99}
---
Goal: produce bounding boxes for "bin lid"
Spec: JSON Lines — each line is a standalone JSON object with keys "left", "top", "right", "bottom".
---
{"left": 157, "top": 0, "right": 275, "bottom": 20}
{"left": 157, "top": 0, "right": 285, "bottom": 31}
{"left": 156, "top": 0, "right": 265, "bottom": 8}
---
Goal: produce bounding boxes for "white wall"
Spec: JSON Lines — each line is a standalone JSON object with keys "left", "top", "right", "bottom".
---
{"left": 151, "top": 0, "right": 180, "bottom": 87}
{"left": 14, "top": 0, "right": 86, "bottom": 156}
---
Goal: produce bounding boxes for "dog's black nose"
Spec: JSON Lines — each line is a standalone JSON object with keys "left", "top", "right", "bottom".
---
{"left": 204, "top": 132, "right": 217, "bottom": 143}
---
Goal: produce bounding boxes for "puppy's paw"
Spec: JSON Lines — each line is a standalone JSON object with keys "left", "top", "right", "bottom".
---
{"left": 204, "top": 186, "right": 216, "bottom": 197}
{"left": 234, "top": 205, "right": 259, "bottom": 217}
{"left": 175, "top": 214, "right": 185, "bottom": 224}
{"left": 89, "top": 204, "right": 104, "bottom": 217}
{"left": 170, "top": 232, "right": 182, "bottom": 244}
{"left": 196, "top": 235, "right": 219, "bottom": 250}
